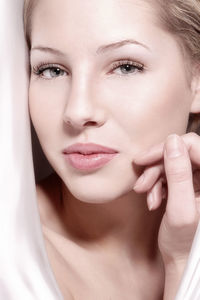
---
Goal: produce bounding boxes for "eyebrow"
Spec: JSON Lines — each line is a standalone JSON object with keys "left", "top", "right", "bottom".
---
{"left": 96, "top": 39, "right": 151, "bottom": 54}
{"left": 31, "top": 46, "right": 66, "bottom": 57}
{"left": 31, "top": 39, "right": 151, "bottom": 56}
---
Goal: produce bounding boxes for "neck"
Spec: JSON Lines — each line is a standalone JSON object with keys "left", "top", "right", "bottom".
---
{"left": 59, "top": 180, "right": 165, "bottom": 262}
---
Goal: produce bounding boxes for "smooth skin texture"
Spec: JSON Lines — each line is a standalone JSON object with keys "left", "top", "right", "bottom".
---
{"left": 133, "top": 133, "right": 200, "bottom": 298}
{"left": 29, "top": 0, "right": 200, "bottom": 299}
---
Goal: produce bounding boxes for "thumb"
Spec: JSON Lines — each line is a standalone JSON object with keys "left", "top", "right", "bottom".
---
{"left": 164, "top": 134, "right": 197, "bottom": 226}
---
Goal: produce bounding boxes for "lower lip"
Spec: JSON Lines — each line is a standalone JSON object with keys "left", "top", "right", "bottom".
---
{"left": 64, "top": 152, "right": 118, "bottom": 171}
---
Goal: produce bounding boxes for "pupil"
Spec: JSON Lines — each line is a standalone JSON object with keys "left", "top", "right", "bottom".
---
{"left": 124, "top": 64, "right": 132, "bottom": 71}
{"left": 53, "top": 68, "right": 60, "bottom": 75}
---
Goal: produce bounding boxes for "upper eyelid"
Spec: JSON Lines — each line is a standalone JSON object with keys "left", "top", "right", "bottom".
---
{"left": 32, "top": 63, "right": 69, "bottom": 73}
{"left": 32, "top": 59, "right": 145, "bottom": 79}
{"left": 32, "top": 64, "right": 69, "bottom": 80}
{"left": 105, "top": 59, "right": 145, "bottom": 76}
{"left": 110, "top": 60, "right": 144, "bottom": 69}
{"left": 31, "top": 64, "right": 68, "bottom": 81}
{"left": 32, "top": 58, "right": 144, "bottom": 70}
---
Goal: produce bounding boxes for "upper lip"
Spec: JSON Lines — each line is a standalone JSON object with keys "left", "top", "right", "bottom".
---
{"left": 63, "top": 143, "right": 119, "bottom": 155}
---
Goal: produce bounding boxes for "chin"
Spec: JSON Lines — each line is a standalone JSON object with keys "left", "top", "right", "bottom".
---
{"left": 61, "top": 173, "right": 135, "bottom": 204}
{"left": 64, "top": 185, "right": 131, "bottom": 204}
{"left": 49, "top": 154, "right": 138, "bottom": 204}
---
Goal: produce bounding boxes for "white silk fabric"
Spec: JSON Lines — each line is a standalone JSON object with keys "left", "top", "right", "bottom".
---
{"left": 0, "top": 1, "right": 63, "bottom": 299}
{"left": 0, "top": 0, "right": 200, "bottom": 299}
{"left": 175, "top": 222, "right": 200, "bottom": 300}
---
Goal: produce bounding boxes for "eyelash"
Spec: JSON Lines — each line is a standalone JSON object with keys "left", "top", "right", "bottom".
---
{"left": 32, "top": 59, "right": 145, "bottom": 80}
{"left": 110, "top": 60, "right": 144, "bottom": 76}
{"left": 32, "top": 62, "right": 68, "bottom": 81}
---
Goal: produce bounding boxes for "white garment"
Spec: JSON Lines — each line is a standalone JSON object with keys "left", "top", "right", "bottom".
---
{"left": 0, "top": 1, "right": 63, "bottom": 299}
{"left": 0, "top": 0, "right": 200, "bottom": 299}
{"left": 176, "top": 222, "right": 200, "bottom": 300}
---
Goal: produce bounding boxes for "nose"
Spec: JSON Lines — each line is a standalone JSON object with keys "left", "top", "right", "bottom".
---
{"left": 63, "top": 76, "right": 105, "bottom": 130}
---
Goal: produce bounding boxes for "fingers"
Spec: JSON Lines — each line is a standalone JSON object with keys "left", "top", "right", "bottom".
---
{"left": 163, "top": 135, "right": 198, "bottom": 225}
{"left": 193, "top": 170, "right": 200, "bottom": 213}
{"left": 132, "top": 133, "right": 200, "bottom": 217}
{"left": 133, "top": 163, "right": 165, "bottom": 193}
{"left": 133, "top": 132, "right": 200, "bottom": 168}
{"left": 193, "top": 169, "right": 200, "bottom": 194}
{"left": 147, "top": 177, "right": 164, "bottom": 210}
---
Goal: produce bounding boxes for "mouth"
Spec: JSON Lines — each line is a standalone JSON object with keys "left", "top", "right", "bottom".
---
{"left": 62, "top": 143, "right": 119, "bottom": 171}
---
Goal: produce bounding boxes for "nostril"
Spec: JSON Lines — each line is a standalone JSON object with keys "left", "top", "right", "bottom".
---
{"left": 84, "top": 121, "right": 97, "bottom": 126}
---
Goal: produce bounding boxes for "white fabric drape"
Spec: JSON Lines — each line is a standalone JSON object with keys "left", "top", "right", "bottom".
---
{"left": 1, "top": 0, "right": 200, "bottom": 299}
{"left": 175, "top": 222, "right": 200, "bottom": 299}
{"left": 0, "top": 1, "right": 63, "bottom": 299}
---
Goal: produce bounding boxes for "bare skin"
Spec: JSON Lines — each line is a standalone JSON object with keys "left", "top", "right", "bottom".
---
{"left": 29, "top": 0, "right": 200, "bottom": 298}
{"left": 36, "top": 173, "right": 165, "bottom": 299}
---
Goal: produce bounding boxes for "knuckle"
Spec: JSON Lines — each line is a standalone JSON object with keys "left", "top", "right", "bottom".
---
{"left": 187, "top": 132, "right": 198, "bottom": 139}
{"left": 166, "top": 211, "right": 198, "bottom": 228}
{"left": 187, "top": 132, "right": 199, "bottom": 143}
{"left": 145, "top": 164, "right": 163, "bottom": 176}
{"left": 167, "top": 166, "right": 191, "bottom": 182}
{"left": 180, "top": 215, "right": 198, "bottom": 227}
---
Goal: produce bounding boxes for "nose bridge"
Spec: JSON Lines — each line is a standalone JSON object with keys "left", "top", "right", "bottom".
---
{"left": 63, "top": 68, "right": 103, "bottom": 128}
{"left": 69, "top": 70, "right": 91, "bottom": 109}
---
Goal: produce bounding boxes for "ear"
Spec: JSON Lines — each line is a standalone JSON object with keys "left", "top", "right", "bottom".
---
{"left": 190, "top": 65, "right": 200, "bottom": 113}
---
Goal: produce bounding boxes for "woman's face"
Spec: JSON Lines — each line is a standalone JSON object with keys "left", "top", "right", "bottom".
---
{"left": 29, "top": 0, "right": 195, "bottom": 203}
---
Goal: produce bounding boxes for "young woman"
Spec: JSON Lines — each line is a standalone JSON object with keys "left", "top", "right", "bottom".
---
{"left": 23, "top": 0, "right": 200, "bottom": 299}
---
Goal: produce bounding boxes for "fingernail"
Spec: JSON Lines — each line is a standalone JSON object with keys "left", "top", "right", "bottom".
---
{"left": 148, "top": 192, "right": 154, "bottom": 211}
{"left": 133, "top": 173, "right": 145, "bottom": 189}
{"left": 166, "top": 134, "right": 183, "bottom": 158}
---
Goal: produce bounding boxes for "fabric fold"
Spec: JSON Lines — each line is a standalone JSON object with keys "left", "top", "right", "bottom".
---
{"left": 0, "top": 1, "right": 63, "bottom": 299}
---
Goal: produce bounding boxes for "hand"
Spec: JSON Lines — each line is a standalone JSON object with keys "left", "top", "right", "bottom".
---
{"left": 133, "top": 133, "right": 200, "bottom": 265}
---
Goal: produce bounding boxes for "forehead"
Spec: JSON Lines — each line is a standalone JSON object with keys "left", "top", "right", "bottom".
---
{"left": 31, "top": 0, "right": 161, "bottom": 47}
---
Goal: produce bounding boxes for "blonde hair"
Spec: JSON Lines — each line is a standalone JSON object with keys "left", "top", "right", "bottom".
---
{"left": 23, "top": 0, "right": 200, "bottom": 133}
{"left": 23, "top": 0, "right": 37, "bottom": 50}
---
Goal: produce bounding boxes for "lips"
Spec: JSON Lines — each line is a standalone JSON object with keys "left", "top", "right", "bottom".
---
{"left": 62, "top": 143, "right": 119, "bottom": 171}
{"left": 63, "top": 143, "right": 118, "bottom": 155}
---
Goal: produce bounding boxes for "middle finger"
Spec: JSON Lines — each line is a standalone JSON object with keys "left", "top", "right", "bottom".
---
{"left": 133, "top": 133, "right": 200, "bottom": 168}
{"left": 133, "top": 162, "right": 165, "bottom": 192}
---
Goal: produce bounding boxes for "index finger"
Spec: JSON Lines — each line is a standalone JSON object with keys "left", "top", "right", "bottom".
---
{"left": 133, "top": 133, "right": 200, "bottom": 167}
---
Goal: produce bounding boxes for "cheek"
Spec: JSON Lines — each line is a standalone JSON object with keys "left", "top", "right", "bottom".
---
{"left": 29, "top": 81, "right": 67, "bottom": 139}
{"left": 102, "top": 73, "right": 191, "bottom": 150}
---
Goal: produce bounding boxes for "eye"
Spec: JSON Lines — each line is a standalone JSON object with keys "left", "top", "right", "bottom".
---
{"left": 110, "top": 60, "right": 144, "bottom": 75}
{"left": 32, "top": 63, "right": 68, "bottom": 80}
{"left": 42, "top": 67, "right": 67, "bottom": 79}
